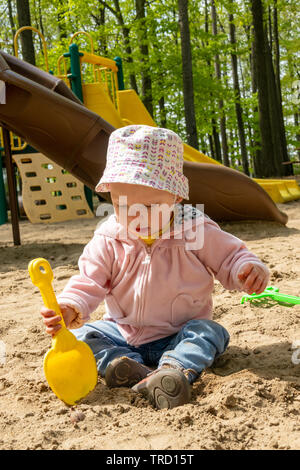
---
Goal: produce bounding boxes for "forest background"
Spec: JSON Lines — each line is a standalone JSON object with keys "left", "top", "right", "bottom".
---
{"left": 0, "top": 0, "right": 299, "bottom": 178}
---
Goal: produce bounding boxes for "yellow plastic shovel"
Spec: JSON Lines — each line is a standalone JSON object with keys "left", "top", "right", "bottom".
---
{"left": 28, "top": 258, "right": 98, "bottom": 405}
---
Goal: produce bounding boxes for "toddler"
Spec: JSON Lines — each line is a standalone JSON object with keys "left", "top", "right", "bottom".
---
{"left": 41, "top": 125, "right": 269, "bottom": 409}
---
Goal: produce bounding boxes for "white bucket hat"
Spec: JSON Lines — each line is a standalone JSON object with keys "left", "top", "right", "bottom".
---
{"left": 95, "top": 125, "right": 189, "bottom": 200}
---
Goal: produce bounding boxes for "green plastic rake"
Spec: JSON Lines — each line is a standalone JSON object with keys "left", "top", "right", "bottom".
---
{"left": 241, "top": 286, "right": 300, "bottom": 307}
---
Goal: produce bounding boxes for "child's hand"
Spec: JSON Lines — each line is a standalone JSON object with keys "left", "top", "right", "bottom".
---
{"left": 40, "top": 304, "right": 78, "bottom": 337}
{"left": 237, "top": 262, "right": 269, "bottom": 295}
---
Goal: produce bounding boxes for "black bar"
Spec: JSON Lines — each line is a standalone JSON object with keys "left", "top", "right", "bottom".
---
{"left": 2, "top": 127, "right": 21, "bottom": 246}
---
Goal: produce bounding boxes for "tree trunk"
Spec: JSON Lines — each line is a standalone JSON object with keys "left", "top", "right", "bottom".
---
{"left": 38, "top": 0, "right": 45, "bottom": 37}
{"left": 250, "top": 38, "right": 263, "bottom": 177}
{"left": 153, "top": 46, "right": 167, "bottom": 128}
{"left": 112, "top": 0, "right": 138, "bottom": 93}
{"left": 91, "top": 3, "right": 108, "bottom": 55}
{"left": 16, "top": 0, "right": 36, "bottom": 65}
{"left": 288, "top": 55, "right": 300, "bottom": 161}
{"left": 200, "top": 135, "right": 208, "bottom": 155}
{"left": 204, "top": 0, "right": 221, "bottom": 161}
{"left": 93, "top": 3, "right": 108, "bottom": 55}
{"left": 273, "top": 2, "right": 280, "bottom": 101}
{"left": 251, "top": 0, "right": 289, "bottom": 177}
{"left": 268, "top": 5, "right": 273, "bottom": 51}
{"left": 229, "top": 129, "right": 236, "bottom": 165}
{"left": 57, "top": 0, "right": 68, "bottom": 40}
{"left": 178, "top": 0, "right": 199, "bottom": 149}
{"left": 211, "top": 0, "right": 229, "bottom": 166}
{"left": 99, "top": 4, "right": 108, "bottom": 56}
{"left": 98, "top": 0, "right": 138, "bottom": 93}
{"left": 265, "top": 6, "right": 289, "bottom": 175}
{"left": 32, "top": 0, "right": 44, "bottom": 55}
{"left": 251, "top": 0, "right": 277, "bottom": 176}
{"left": 208, "top": 133, "right": 215, "bottom": 160}
{"left": 272, "top": 0, "right": 292, "bottom": 175}
{"left": 294, "top": 113, "right": 300, "bottom": 160}
{"left": 212, "top": 116, "right": 222, "bottom": 162}
{"left": 219, "top": 110, "right": 229, "bottom": 166}
{"left": 7, "top": 0, "right": 16, "bottom": 54}
{"left": 135, "top": 0, "right": 153, "bottom": 116}
{"left": 229, "top": 10, "right": 249, "bottom": 175}
{"left": 158, "top": 96, "right": 167, "bottom": 128}
{"left": 266, "top": 49, "right": 285, "bottom": 175}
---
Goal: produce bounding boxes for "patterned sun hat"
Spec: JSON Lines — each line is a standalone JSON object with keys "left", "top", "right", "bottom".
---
{"left": 95, "top": 125, "right": 189, "bottom": 200}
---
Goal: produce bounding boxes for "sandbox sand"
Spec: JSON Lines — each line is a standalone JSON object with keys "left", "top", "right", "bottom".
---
{"left": 0, "top": 201, "right": 299, "bottom": 450}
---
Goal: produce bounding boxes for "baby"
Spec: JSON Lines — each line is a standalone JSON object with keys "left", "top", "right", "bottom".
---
{"left": 41, "top": 125, "right": 269, "bottom": 409}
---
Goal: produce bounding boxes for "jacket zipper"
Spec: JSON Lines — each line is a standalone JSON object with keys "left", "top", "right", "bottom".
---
{"left": 137, "top": 243, "right": 151, "bottom": 323}
{"left": 132, "top": 240, "right": 160, "bottom": 344}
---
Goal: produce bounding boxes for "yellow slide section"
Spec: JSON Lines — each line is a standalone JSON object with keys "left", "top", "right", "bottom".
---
{"left": 254, "top": 179, "right": 300, "bottom": 203}
{"left": 82, "top": 84, "right": 300, "bottom": 203}
{"left": 117, "top": 89, "right": 221, "bottom": 166}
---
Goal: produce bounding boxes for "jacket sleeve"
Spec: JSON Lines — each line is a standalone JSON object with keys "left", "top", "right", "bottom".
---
{"left": 57, "top": 233, "right": 113, "bottom": 327}
{"left": 195, "top": 217, "right": 268, "bottom": 291}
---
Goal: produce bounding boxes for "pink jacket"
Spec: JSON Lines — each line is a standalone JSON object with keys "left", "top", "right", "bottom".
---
{"left": 57, "top": 205, "right": 267, "bottom": 346}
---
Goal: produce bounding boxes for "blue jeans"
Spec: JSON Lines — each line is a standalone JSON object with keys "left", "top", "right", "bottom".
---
{"left": 71, "top": 319, "right": 230, "bottom": 384}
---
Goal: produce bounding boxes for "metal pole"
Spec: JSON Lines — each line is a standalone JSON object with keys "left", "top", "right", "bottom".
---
{"left": 64, "top": 43, "right": 93, "bottom": 212}
{"left": 114, "top": 56, "right": 125, "bottom": 91}
{"left": 64, "top": 43, "right": 84, "bottom": 102}
{"left": 2, "top": 127, "right": 21, "bottom": 245}
{"left": 0, "top": 148, "right": 8, "bottom": 225}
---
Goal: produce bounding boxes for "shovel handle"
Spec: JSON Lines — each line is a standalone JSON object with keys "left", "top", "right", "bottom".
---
{"left": 28, "top": 258, "right": 66, "bottom": 328}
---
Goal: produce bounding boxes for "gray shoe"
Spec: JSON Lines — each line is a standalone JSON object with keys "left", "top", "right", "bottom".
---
{"left": 105, "top": 356, "right": 152, "bottom": 388}
{"left": 131, "top": 368, "right": 191, "bottom": 409}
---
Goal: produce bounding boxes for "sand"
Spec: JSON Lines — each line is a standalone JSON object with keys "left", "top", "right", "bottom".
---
{"left": 0, "top": 200, "right": 299, "bottom": 450}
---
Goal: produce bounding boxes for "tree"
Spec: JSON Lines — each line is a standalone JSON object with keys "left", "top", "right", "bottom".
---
{"left": 251, "top": 0, "right": 277, "bottom": 176}
{"left": 57, "top": 0, "right": 68, "bottom": 40}
{"left": 250, "top": 32, "right": 263, "bottom": 177}
{"left": 91, "top": 2, "right": 108, "bottom": 56}
{"left": 7, "top": 0, "right": 16, "bottom": 52}
{"left": 200, "top": 0, "right": 222, "bottom": 161}
{"left": 251, "top": 0, "right": 290, "bottom": 176}
{"left": 98, "top": 0, "right": 138, "bottom": 93}
{"left": 211, "top": 0, "right": 229, "bottom": 166}
{"left": 16, "top": 0, "right": 36, "bottom": 65}
{"left": 228, "top": 4, "right": 249, "bottom": 175}
{"left": 135, "top": 0, "right": 153, "bottom": 116}
{"left": 178, "top": 0, "right": 199, "bottom": 149}
{"left": 271, "top": 0, "right": 292, "bottom": 175}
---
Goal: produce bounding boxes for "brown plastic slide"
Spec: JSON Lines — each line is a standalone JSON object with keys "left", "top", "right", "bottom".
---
{"left": 0, "top": 50, "right": 288, "bottom": 224}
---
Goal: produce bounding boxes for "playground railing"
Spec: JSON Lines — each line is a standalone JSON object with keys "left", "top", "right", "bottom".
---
{"left": 66, "top": 31, "right": 120, "bottom": 110}
{"left": 57, "top": 47, "right": 120, "bottom": 111}
{"left": 56, "top": 54, "right": 70, "bottom": 86}
{"left": 80, "top": 51, "right": 119, "bottom": 110}
{"left": 14, "top": 26, "right": 49, "bottom": 73}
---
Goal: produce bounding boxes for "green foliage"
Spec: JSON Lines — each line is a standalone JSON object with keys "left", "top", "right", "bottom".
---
{"left": 0, "top": 0, "right": 298, "bottom": 170}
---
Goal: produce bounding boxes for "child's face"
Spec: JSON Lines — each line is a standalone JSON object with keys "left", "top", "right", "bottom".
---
{"left": 109, "top": 183, "right": 182, "bottom": 236}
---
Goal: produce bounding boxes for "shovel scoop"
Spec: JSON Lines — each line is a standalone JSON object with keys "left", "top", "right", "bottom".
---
{"left": 28, "top": 258, "right": 98, "bottom": 405}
